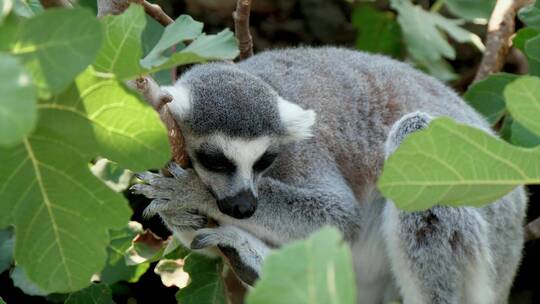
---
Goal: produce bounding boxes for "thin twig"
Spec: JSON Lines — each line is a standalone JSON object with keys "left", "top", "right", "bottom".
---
{"left": 473, "top": 0, "right": 534, "bottom": 83}
{"left": 233, "top": 0, "right": 253, "bottom": 59}
{"left": 137, "top": 0, "right": 174, "bottom": 26}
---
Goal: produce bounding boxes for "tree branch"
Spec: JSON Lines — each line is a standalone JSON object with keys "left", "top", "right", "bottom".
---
{"left": 135, "top": 0, "right": 174, "bottom": 26}
{"left": 233, "top": 0, "right": 253, "bottom": 59}
{"left": 473, "top": 0, "right": 533, "bottom": 83}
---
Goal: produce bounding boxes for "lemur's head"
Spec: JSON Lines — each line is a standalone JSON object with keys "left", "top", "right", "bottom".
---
{"left": 164, "top": 63, "right": 316, "bottom": 219}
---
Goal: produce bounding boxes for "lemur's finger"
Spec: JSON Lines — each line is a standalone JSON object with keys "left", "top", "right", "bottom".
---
{"left": 168, "top": 162, "right": 188, "bottom": 179}
{"left": 164, "top": 210, "right": 208, "bottom": 230}
{"left": 143, "top": 199, "right": 170, "bottom": 218}
{"left": 135, "top": 172, "right": 161, "bottom": 184}
{"left": 130, "top": 184, "right": 173, "bottom": 199}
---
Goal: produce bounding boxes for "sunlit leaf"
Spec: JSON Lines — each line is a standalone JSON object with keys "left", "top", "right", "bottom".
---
{"left": 505, "top": 76, "right": 540, "bottom": 138}
{"left": 11, "top": 8, "right": 103, "bottom": 95}
{"left": 247, "top": 227, "right": 356, "bottom": 304}
{"left": 0, "top": 69, "right": 169, "bottom": 292}
{"left": 0, "top": 53, "right": 37, "bottom": 146}
{"left": 378, "top": 118, "right": 540, "bottom": 211}
{"left": 94, "top": 4, "right": 145, "bottom": 79}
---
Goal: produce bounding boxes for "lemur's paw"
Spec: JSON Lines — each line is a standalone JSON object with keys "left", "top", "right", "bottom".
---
{"left": 190, "top": 226, "right": 269, "bottom": 286}
{"left": 131, "top": 163, "right": 215, "bottom": 218}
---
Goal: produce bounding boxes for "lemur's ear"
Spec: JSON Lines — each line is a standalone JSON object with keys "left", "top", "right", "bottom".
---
{"left": 385, "top": 111, "right": 432, "bottom": 158}
{"left": 163, "top": 84, "right": 191, "bottom": 121}
{"left": 277, "top": 96, "right": 316, "bottom": 141}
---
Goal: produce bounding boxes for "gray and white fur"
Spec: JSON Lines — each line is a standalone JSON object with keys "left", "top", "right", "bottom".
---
{"left": 133, "top": 47, "right": 527, "bottom": 303}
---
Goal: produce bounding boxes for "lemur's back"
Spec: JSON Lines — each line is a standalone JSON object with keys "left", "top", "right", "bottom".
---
{"left": 237, "top": 47, "right": 489, "bottom": 198}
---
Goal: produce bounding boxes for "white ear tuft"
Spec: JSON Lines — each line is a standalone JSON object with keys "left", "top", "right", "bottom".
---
{"left": 163, "top": 84, "right": 191, "bottom": 120}
{"left": 277, "top": 96, "right": 316, "bottom": 140}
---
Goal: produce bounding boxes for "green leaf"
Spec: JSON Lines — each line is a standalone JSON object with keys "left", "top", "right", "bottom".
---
{"left": 0, "top": 69, "right": 168, "bottom": 293}
{"left": 152, "top": 29, "right": 238, "bottom": 72}
{"left": 64, "top": 283, "right": 115, "bottom": 304}
{"left": 525, "top": 34, "right": 540, "bottom": 63}
{"left": 351, "top": 4, "right": 403, "bottom": 58}
{"left": 13, "top": 0, "right": 42, "bottom": 17}
{"left": 247, "top": 227, "right": 356, "bottom": 304}
{"left": 464, "top": 73, "right": 517, "bottom": 124}
{"left": 11, "top": 8, "right": 103, "bottom": 95}
{"left": 176, "top": 254, "right": 225, "bottom": 304}
{"left": 0, "top": 0, "right": 13, "bottom": 24}
{"left": 444, "top": 0, "right": 495, "bottom": 22}
{"left": 140, "top": 13, "right": 238, "bottom": 72}
{"left": 0, "top": 297, "right": 5, "bottom": 304}
{"left": 513, "top": 28, "right": 540, "bottom": 51}
{"left": 511, "top": 121, "right": 540, "bottom": 148}
{"left": 391, "top": 0, "right": 483, "bottom": 63}
{"left": 378, "top": 117, "right": 540, "bottom": 211}
{"left": 514, "top": 30, "right": 540, "bottom": 77}
{"left": 505, "top": 76, "right": 540, "bottom": 138}
{"left": 141, "top": 14, "right": 203, "bottom": 69}
{"left": 10, "top": 266, "right": 48, "bottom": 296}
{"left": 0, "top": 227, "right": 14, "bottom": 273}
{"left": 0, "top": 53, "right": 37, "bottom": 146}
{"left": 100, "top": 222, "right": 149, "bottom": 284}
{"left": 94, "top": 4, "right": 145, "bottom": 79}
{"left": 36, "top": 69, "right": 170, "bottom": 171}
{"left": 518, "top": 2, "right": 540, "bottom": 30}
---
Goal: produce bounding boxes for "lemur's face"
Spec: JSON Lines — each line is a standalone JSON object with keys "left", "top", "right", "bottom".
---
{"left": 186, "top": 134, "right": 279, "bottom": 219}
{"left": 165, "top": 63, "right": 315, "bottom": 219}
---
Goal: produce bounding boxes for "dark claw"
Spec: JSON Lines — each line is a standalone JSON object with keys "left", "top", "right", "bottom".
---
{"left": 130, "top": 184, "right": 142, "bottom": 193}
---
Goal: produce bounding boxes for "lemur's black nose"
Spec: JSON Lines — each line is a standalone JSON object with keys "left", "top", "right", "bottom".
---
{"left": 217, "top": 190, "right": 257, "bottom": 219}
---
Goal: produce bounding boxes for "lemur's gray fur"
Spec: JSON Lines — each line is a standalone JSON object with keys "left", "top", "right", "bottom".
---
{"left": 133, "top": 47, "right": 527, "bottom": 303}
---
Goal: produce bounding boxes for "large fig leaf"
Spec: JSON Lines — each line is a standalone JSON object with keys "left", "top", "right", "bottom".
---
{"left": 94, "top": 4, "right": 145, "bottom": 79}
{"left": 0, "top": 69, "right": 169, "bottom": 292}
{"left": 247, "top": 227, "right": 356, "bottom": 304}
{"left": 378, "top": 118, "right": 540, "bottom": 211}
{"left": 0, "top": 53, "right": 37, "bottom": 146}
{"left": 10, "top": 8, "right": 102, "bottom": 95}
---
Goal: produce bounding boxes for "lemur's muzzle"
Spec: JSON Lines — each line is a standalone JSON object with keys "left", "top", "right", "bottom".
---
{"left": 217, "top": 190, "right": 257, "bottom": 219}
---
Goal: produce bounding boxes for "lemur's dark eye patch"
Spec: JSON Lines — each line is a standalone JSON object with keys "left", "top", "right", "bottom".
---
{"left": 253, "top": 151, "right": 278, "bottom": 172}
{"left": 195, "top": 150, "right": 236, "bottom": 173}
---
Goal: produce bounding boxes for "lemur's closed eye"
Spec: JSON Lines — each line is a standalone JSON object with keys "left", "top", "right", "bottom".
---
{"left": 253, "top": 152, "right": 278, "bottom": 172}
{"left": 196, "top": 150, "right": 236, "bottom": 173}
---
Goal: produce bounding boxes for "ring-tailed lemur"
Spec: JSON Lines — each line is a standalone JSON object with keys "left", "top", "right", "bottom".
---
{"left": 132, "top": 47, "right": 527, "bottom": 304}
